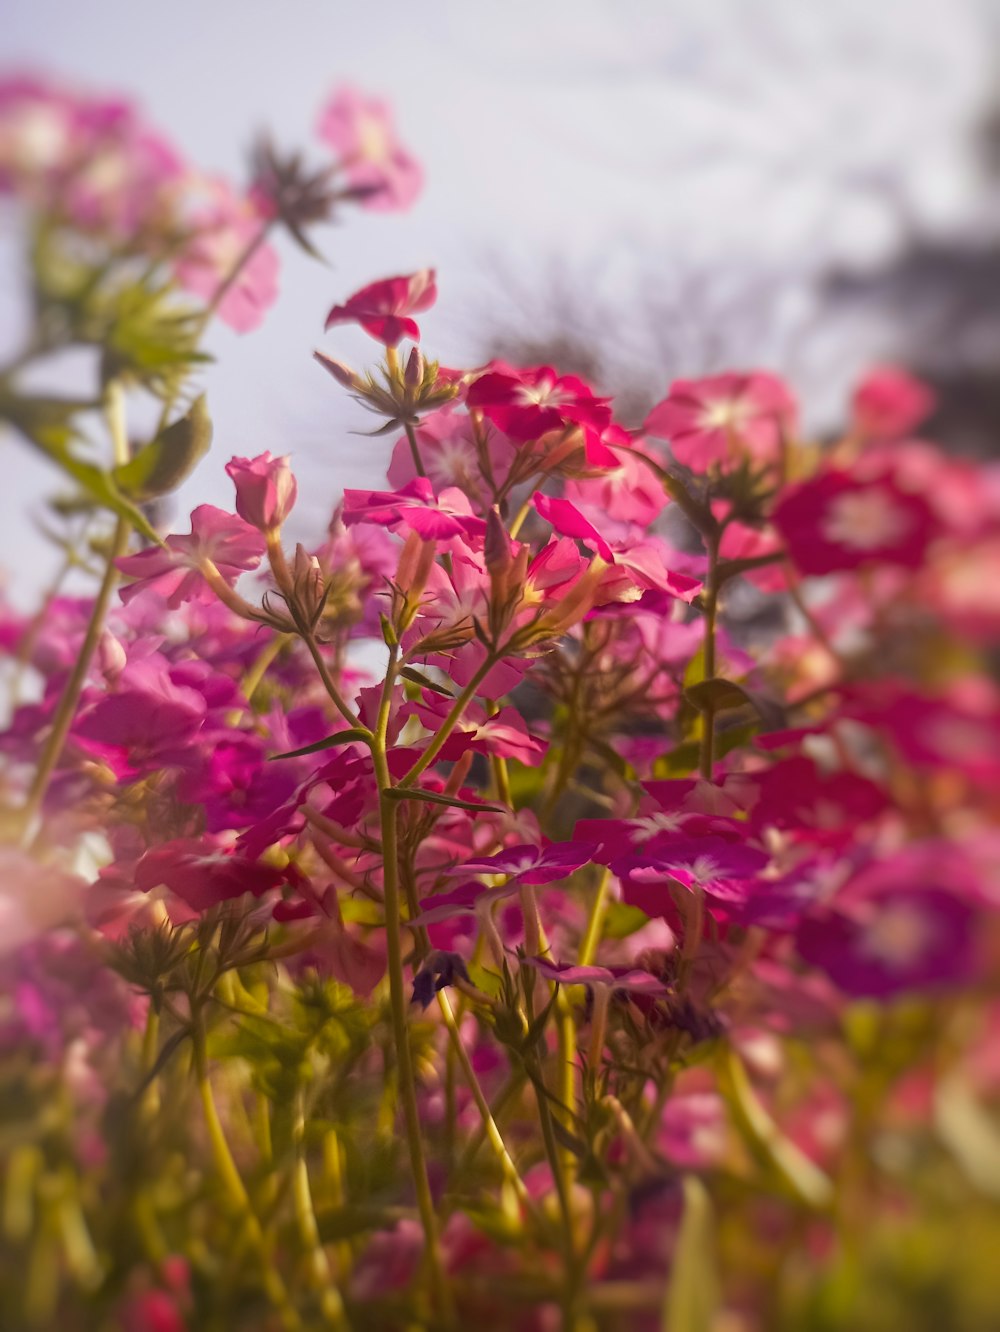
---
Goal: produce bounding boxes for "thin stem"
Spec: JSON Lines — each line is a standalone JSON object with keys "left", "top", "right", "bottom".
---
{"left": 301, "top": 630, "right": 366, "bottom": 733}
{"left": 241, "top": 632, "right": 291, "bottom": 702}
{"left": 371, "top": 652, "right": 453, "bottom": 1325}
{"left": 20, "top": 382, "right": 132, "bottom": 840}
{"left": 403, "top": 420, "right": 427, "bottom": 479}
{"left": 436, "top": 990, "right": 534, "bottom": 1213}
{"left": 398, "top": 654, "right": 496, "bottom": 786}
{"left": 578, "top": 868, "right": 612, "bottom": 968}
{"left": 191, "top": 1016, "right": 301, "bottom": 1330}
{"left": 292, "top": 1089, "right": 349, "bottom": 1330}
{"left": 699, "top": 529, "right": 721, "bottom": 782}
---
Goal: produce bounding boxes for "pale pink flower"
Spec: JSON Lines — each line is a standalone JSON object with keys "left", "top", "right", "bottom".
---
{"left": 115, "top": 505, "right": 265, "bottom": 607}
{"left": 316, "top": 85, "right": 423, "bottom": 212}
{"left": 645, "top": 371, "right": 796, "bottom": 471}
{"left": 174, "top": 179, "right": 279, "bottom": 333}
{"left": 851, "top": 365, "right": 935, "bottom": 440}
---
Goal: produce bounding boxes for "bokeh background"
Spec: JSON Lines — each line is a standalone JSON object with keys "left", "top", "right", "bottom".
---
{"left": 5, "top": 0, "right": 1000, "bottom": 605}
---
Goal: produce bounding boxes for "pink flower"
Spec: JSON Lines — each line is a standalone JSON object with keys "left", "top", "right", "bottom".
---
{"left": 387, "top": 406, "right": 515, "bottom": 499}
{"left": 324, "top": 270, "right": 436, "bottom": 346}
{"left": 134, "top": 837, "right": 288, "bottom": 912}
{"left": 645, "top": 371, "right": 796, "bottom": 471}
{"left": 851, "top": 365, "right": 935, "bottom": 440}
{"left": 466, "top": 365, "right": 612, "bottom": 445}
{"left": 316, "top": 85, "right": 423, "bottom": 212}
{"left": 225, "top": 452, "right": 297, "bottom": 532}
{"left": 797, "top": 887, "right": 977, "bottom": 999}
{"left": 450, "top": 842, "right": 593, "bottom": 886}
{"left": 773, "top": 469, "right": 938, "bottom": 574}
{"left": 341, "top": 477, "right": 485, "bottom": 540}
{"left": 0, "top": 848, "right": 82, "bottom": 954}
{"left": 116, "top": 505, "right": 265, "bottom": 608}
{"left": 174, "top": 179, "right": 279, "bottom": 333}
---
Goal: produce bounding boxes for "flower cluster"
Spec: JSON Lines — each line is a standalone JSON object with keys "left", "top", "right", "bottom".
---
{"left": 2, "top": 71, "right": 1000, "bottom": 1332}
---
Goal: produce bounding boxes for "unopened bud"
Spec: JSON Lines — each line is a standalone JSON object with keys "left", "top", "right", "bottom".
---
{"left": 313, "top": 350, "right": 361, "bottom": 389}
{"left": 404, "top": 346, "right": 425, "bottom": 389}
{"left": 484, "top": 507, "right": 513, "bottom": 576}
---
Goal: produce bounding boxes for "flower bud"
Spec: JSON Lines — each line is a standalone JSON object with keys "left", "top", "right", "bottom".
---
{"left": 404, "top": 346, "right": 425, "bottom": 389}
{"left": 225, "top": 452, "right": 297, "bottom": 533}
{"left": 313, "top": 349, "right": 362, "bottom": 389}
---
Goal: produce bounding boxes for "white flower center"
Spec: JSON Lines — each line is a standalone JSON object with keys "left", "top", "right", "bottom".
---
{"left": 860, "top": 903, "right": 930, "bottom": 968}
{"left": 821, "top": 488, "right": 913, "bottom": 551}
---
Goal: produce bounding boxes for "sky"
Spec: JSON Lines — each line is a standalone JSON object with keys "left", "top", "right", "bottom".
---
{"left": 3, "top": 0, "right": 998, "bottom": 605}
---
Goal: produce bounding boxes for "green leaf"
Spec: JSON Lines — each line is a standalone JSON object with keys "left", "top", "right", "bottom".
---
{"left": 384, "top": 787, "right": 504, "bottom": 813}
{"left": 399, "top": 665, "right": 454, "bottom": 697}
{"left": 602, "top": 902, "right": 650, "bottom": 940}
{"left": 0, "top": 391, "right": 162, "bottom": 544}
{"left": 269, "top": 728, "right": 371, "bottom": 760}
{"left": 113, "top": 395, "right": 212, "bottom": 501}
{"left": 662, "top": 1176, "right": 721, "bottom": 1332}
{"left": 685, "top": 678, "right": 758, "bottom": 715}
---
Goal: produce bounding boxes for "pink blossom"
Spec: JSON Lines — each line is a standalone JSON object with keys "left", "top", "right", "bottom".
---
{"left": 659, "top": 1092, "right": 728, "bottom": 1168}
{"left": 851, "top": 365, "right": 935, "bottom": 440}
{"left": 773, "top": 469, "right": 938, "bottom": 574}
{"left": 134, "top": 838, "right": 288, "bottom": 912}
{"left": 316, "top": 85, "right": 423, "bottom": 212}
{"left": 466, "top": 366, "right": 612, "bottom": 445}
{"left": 645, "top": 371, "right": 796, "bottom": 471}
{"left": 0, "top": 849, "right": 82, "bottom": 954}
{"left": 450, "top": 842, "right": 593, "bottom": 886}
{"left": 225, "top": 452, "right": 297, "bottom": 532}
{"left": 116, "top": 505, "right": 265, "bottom": 608}
{"left": 174, "top": 179, "right": 279, "bottom": 333}
{"left": 324, "top": 270, "right": 436, "bottom": 346}
{"left": 387, "top": 405, "right": 515, "bottom": 499}
{"left": 341, "top": 477, "right": 485, "bottom": 539}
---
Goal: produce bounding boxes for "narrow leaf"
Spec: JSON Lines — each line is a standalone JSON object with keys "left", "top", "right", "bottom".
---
{"left": 269, "top": 728, "right": 371, "bottom": 759}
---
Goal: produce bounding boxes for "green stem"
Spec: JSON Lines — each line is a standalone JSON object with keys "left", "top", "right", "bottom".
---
{"left": 403, "top": 420, "right": 427, "bottom": 478}
{"left": 191, "top": 1016, "right": 301, "bottom": 1329}
{"left": 699, "top": 529, "right": 721, "bottom": 782}
{"left": 398, "top": 654, "right": 496, "bottom": 786}
{"left": 371, "top": 652, "right": 453, "bottom": 1325}
{"left": 20, "top": 381, "right": 132, "bottom": 841}
{"left": 292, "top": 1090, "right": 349, "bottom": 1330}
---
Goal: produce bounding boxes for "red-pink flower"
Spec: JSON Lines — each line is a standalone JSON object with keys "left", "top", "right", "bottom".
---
{"left": 316, "top": 85, "right": 423, "bottom": 212}
{"left": 645, "top": 371, "right": 796, "bottom": 471}
{"left": 466, "top": 366, "right": 612, "bottom": 444}
{"left": 174, "top": 179, "right": 279, "bottom": 333}
{"left": 324, "top": 270, "right": 436, "bottom": 346}
{"left": 115, "top": 505, "right": 265, "bottom": 607}
{"left": 225, "top": 452, "right": 297, "bottom": 532}
{"left": 773, "top": 469, "right": 938, "bottom": 574}
{"left": 134, "top": 838, "right": 288, "bottom": 912}
{"left": 851, "top": 365, "right": 935, "bottom": 440}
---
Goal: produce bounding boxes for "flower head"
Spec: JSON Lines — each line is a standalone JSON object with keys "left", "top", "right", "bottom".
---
{"left": 324, "top": 270, "right": 437, "bottom": 346}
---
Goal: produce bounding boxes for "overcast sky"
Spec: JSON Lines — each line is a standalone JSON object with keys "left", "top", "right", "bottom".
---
{"left": 3, "top": 0, "right": 998, "bottom": 605}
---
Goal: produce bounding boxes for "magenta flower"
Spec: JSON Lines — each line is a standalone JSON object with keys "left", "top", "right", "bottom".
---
{"left": 774, "top": 469, "right": 938, "bottom": 575}
{"left": 466, "top": 366, "right": 612, "bottom": 444}
{"left": 449, "top": 842, "right": 593, "bottom": 886}
{"left": 796, "top": 888, "right": 977, "bottom": 998}
{"left": 116, "top": 505, "right": 265, "bottom": 608}
{"left": 851, "top": 365, "right": 935, "bottom": 440}
{"left": 324, "top": 270, "right": 436, "bottom": 346}
{"left": 134, "top": 838, "right": 288, "bottom": 912}
{"left": 341, "top": 477, "right": 485, "bottom": 539}
{"left": 316, "top": 85, "right": 423, "bottom": 212}
{"left": 645, "top": 371, "right": 796, "bottom": 472}
{"left": 174, "top": 180, "right": 279, "bottom": 333}
{"left": 225, "top": 452, "right": 297, "bottom": 533}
